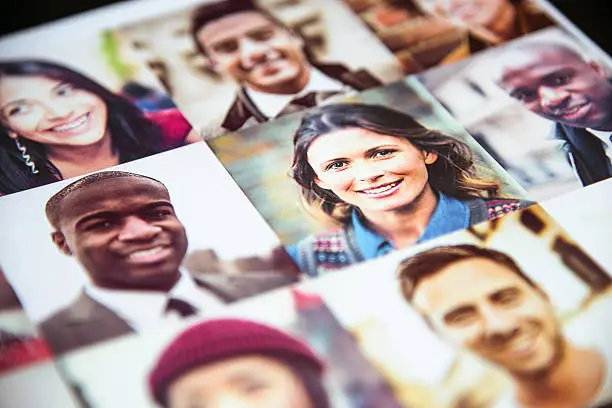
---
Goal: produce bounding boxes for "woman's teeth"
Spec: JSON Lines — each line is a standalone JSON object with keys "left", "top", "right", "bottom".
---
{"left": 360, "top": 181, "right": 400, "bottom": 195}
{"left": 51, "top": 114, "right": 89, "bottom": 132}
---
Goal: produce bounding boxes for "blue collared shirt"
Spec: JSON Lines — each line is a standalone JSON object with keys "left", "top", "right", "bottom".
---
{"left": 352, "top": 192, "right": 470, "bottom": 260}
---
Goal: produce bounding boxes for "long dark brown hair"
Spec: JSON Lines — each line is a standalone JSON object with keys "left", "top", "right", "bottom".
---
{"left": 291, "top": 103, "right": 501, "bottom": 222}
{"left": 0, "top": 59, "right": 166, "bottom": 195}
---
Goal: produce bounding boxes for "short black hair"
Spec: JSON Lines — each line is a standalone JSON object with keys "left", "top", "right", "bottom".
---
{"left": 45, "top": 171, "right": 167, "bottom": 230}
{"left": 190, "top": 0, "right": 292, "bottom": 56}
{"left": 398, "top": 244, "right": 539, "bottom": 302}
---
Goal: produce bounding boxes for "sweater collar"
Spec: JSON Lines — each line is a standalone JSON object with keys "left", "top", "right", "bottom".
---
{"left": 351, "top": 192, "right": 470, "bottom": 260}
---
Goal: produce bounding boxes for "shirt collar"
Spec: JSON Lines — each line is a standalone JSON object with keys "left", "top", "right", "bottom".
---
{"left": 351, "top": 192, "right": 470, "bottom": 260}
{"left": 85, "top": 271, "right": 224, "bottom": 330}
{"left": 587, "top": 128, "right": 612, "bottom": 143}
{"left": 244, "top": 67, "right": 348, "bottom": 119}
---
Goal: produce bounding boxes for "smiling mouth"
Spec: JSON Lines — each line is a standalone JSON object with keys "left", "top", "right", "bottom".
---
{"left": 357, "top": 180, "right": 402, "bottom": 197}
{"left": 126, "top": 246, "right": 172, "bottom": 264}
{"left": 256, "top": 58, "right": 285, "bottom": 71}
{"left": 495, "top": 333, "right": 539, "bottom": 359}
{"left": 48, "top": 113, "right": 90, "bottom": 132}
{"left": 552, "top": 102, "right": 589, "bottom": 118}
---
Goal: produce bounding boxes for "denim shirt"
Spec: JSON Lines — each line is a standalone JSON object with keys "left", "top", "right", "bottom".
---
{"left": 352, "top": 192, "right": 470, "bottom": 260}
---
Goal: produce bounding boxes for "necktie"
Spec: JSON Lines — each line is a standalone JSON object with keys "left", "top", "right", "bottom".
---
{"left": 276, "top": 91, "right": 342, "bottom": 117}
{"left": 165, "top": 298, "right": 198, "bottom": 318}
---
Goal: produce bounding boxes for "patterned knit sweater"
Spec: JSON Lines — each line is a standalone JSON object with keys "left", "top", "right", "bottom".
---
{"left": 292, "top": 197, "right": 533, "bottom": 277}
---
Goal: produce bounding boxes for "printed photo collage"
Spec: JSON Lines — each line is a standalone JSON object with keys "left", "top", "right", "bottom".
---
{"left": 0, "top": 0, "right": 611, "bottom": 407}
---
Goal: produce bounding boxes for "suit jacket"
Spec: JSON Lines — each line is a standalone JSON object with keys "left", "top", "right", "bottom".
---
{"left": 38, "top": 273, "right": 299, "bottom": 355}
{"left": 221, "top": 63, "right": 383, "bottom": 132}
{"left": 554, "top": 123, "right": 612, "bottom": 186}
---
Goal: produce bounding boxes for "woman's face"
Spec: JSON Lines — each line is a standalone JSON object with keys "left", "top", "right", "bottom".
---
{"left": 0, "top": 75, "right": 108, "bottom": 148}
{"left": 167, "top": 355, "right": 314, "bottom": 408}
{"left": 307, "top": 127, "right": 437, "bottom": 215}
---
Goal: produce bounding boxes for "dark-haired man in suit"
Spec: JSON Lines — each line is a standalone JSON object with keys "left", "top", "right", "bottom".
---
{"left": 492, "top": 41, "right": 612, "bottom": 187}
{"left": 190, "top": 0, "right": 383, "bottom": 132}
{"left": 39, "top": 171, "right": 297, "bottom": 354}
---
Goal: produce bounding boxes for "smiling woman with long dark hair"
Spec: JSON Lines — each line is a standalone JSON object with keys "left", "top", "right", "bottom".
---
{"left": 0, "top": 59, "right": 200, "bottom": 195}
{"left": 287, "top": 103, "right": 533, "bottom": 277}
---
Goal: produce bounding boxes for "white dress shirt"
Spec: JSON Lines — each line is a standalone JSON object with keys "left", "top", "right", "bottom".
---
{"left": 85, "top": 271, "right": 226, "bottom": 331}
{"left": 587, "top": 128, "right": 612, "bottom": 163}
{"left": 245, "top": 68, "right": 352, "bottom": 119}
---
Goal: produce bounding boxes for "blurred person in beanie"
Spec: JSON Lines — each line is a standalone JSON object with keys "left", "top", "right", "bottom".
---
{"left": 148, "top": 318, "right": 329, "bottom": 408}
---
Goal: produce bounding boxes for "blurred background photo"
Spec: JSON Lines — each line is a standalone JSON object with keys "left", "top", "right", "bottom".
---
{"left": 0, "top": 362, "right": 82, "bottom": 408}
{"left": 0, "top": 267, "right": 52, "bottom": 375}
{"left": 339, "top": 0, "right": 556, "bottom": 75}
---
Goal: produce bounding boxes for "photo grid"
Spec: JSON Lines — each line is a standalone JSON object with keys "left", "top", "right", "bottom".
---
{"left": 0, "top": 0, "right": 611, "bottom": 407}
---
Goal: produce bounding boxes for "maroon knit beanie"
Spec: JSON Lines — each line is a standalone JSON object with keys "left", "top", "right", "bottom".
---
{"left": 148, "top": 318, "right": 324, "bottom": 405}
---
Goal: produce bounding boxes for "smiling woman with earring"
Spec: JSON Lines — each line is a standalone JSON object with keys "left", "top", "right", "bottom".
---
{"left": 0, "top": 59, "right": 201, "bottom": 195}
{"left": 287, "top": 103, "right": 534, "bottom": 277}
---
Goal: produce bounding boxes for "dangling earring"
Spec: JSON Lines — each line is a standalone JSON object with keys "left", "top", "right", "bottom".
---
{"left": 12, "top": 136, "right": 39, "bottom": 174}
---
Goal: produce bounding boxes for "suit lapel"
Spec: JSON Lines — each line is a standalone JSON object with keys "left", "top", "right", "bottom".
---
{"left": 221, "top": 87, "right": 267, "bottom": 131}
{"left": 565, "top": 126, "right": 612, "bottom": 180}
{"left": 220, "top": 64, "right": 383, "bottom": 132}
{"left": 63, "top": 292, "right": 133, "bottom": 344}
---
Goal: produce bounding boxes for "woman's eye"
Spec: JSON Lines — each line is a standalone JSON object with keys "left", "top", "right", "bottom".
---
{"left": 4, "top": 102, "right": 33, "bottom": 117}
{"left": 6, "top": 105, "right": 26, "bottom": 117}
{"left": 325, "top": 161, "right": 347, "bottom": 171}
{"left": 55, "top": 83, "right": 76, "bottom": 96}
{"left": 325, "top": 162, "right": 344, "bottom": 170}
{"left": 372, "top": 149, "right": 395, "bottom": 158}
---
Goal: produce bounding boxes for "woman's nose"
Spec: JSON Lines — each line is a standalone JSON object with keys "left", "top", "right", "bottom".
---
{"left": 353, "top": 162, "right": 385, "bottom": 181}
{"left": 43, "top": 102, "right": 74, "bottom": 121}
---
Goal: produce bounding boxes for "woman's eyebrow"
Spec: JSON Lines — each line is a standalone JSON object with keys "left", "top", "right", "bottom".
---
{"left": 364, "top": 144, "right": 398, "bottom": 155}
{"left": 51, "top": 81, "right": 70, "bottom": 91}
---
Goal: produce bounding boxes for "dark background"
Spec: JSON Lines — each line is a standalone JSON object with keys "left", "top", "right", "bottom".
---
{"left": 0, "top": 0, "right": 610, "bottom": 54}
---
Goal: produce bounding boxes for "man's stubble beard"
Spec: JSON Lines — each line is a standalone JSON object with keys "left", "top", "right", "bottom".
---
{"left": 507, "top": 332, "right": 567, "bottom": 382}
